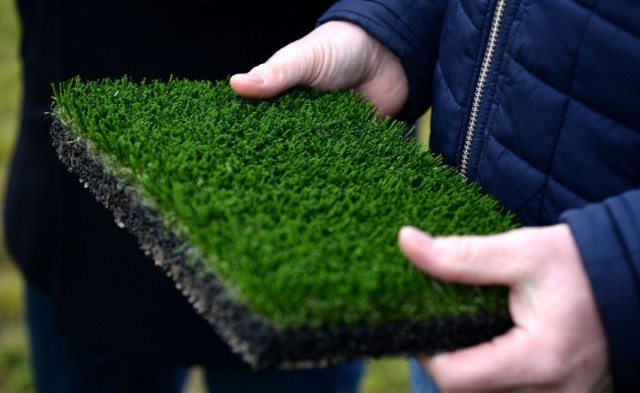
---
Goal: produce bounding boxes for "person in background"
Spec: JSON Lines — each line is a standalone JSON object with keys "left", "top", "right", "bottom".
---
{"left": 3, "top": 1, "right": 364, "bottom": 392}
{"left": 230, "top": 0, "right": 640, "bottom": 392}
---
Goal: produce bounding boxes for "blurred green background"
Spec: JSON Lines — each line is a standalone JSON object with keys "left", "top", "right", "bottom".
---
{"left": 0, "top": 0, "right": 411, "bottom": 391}
{"left": 0, "top": 0, "right": 31, "bottom": 391}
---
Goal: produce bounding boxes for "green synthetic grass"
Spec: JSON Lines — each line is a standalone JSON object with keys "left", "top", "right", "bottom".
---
{"left": 52, "top": 77, "right": 517, "bottom": 331}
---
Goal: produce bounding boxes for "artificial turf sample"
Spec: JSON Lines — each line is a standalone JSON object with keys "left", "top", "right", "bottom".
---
{"left": 51, "top": 77, "right": 518, "bottom": 368}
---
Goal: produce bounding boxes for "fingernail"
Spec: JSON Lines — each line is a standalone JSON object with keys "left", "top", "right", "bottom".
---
{"left": 236, "top": 73, "right": 264, "bottom": 85}
{"left": 399, "top": 226, "right": 433, "bottom": 246}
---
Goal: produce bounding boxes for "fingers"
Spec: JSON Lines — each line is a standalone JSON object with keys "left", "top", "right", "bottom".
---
{"left": 230, "top": 21, "right": 410, "bottom": 117}
{"left": 403, "top": 224, "right": 613, "bottom": 392}
{"left": 422, "top": 328, "right": 545, "bottom": 392}
{"left": 398, "top": 226, "right": 525, "bottom": 285}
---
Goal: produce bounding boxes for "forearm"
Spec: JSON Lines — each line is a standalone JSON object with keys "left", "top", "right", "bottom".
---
{"left": 561, "top": 189, "right": 640, "bottom": 391}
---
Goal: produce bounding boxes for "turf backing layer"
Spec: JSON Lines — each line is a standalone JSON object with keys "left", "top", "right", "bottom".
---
{"left": 50, "top": 77, "right": 516, "bottom": 368}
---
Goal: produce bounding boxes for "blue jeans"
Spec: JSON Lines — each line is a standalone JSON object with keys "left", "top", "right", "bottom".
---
{"left": 26, "top": 283, "right": 364, "bottom": 393}
{"left": 409, "top": 359, "right": 440, "bottom": 393}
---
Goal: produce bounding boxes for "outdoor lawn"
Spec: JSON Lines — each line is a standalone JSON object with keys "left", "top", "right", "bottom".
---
{"left": 0, "top": 0, "right": 412, "bottom": 391}
{"left": 0, "top": 0, "right": 31, "bottom": 391}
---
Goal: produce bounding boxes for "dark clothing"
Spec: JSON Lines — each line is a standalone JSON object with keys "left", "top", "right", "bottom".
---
{"left": 26, "top": 284, "right": 190, "bottom": 393}
{"left": 25, "top": 283, "right": 364, "bottom": 393}
{"left": 320, "top": 0, "right": 640, "bottom": 390}
{"left": 5, "top": 0, "right": 335, "bottom": 366}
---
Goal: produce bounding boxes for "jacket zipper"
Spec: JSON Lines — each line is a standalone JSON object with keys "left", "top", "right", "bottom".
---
{"left": 460, "top": 0, "right": 508, "bottom": 179}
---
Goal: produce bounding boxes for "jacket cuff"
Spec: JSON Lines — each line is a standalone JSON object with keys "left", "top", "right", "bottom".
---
{"left": 561, "top": 190, "right": 640, "bottom": 391}
{"left": 317, "top": 0, "right": 446, "bottom": 122}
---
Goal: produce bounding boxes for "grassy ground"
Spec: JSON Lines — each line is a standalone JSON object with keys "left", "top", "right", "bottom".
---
{"left": 0, "top": 0, "right": 32, "bottom": 391}
{"left": 0, "top": 0, "right": 410, "bottom": 391}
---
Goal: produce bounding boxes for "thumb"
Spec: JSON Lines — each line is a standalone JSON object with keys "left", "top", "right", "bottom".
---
{"left": 230, "top": 35, "right": 323, "bottom": 99}
{"left": 231, "top": 21, "right": 378, "bottom": 100}
{"left": 398, "top": 226, "right": 525, "bottom": 286}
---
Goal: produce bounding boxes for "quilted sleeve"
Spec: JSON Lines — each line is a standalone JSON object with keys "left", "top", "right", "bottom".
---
{"left": 317, "top": 0, "right": 448, "bottom": 122}
{"left": 561, "top": 189, "right": 640, "bottom": 391}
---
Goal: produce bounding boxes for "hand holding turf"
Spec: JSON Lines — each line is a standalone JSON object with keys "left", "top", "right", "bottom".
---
{"left": 399, "top": 224, "right": 613, "bottom": 392}
{"left": 230, "top": 21, "right": 409, "bottom": 117}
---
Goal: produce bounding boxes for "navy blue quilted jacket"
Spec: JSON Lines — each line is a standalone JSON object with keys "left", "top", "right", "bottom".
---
{"left": 320, "top": 0, "right": 640, "bottom": 390}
